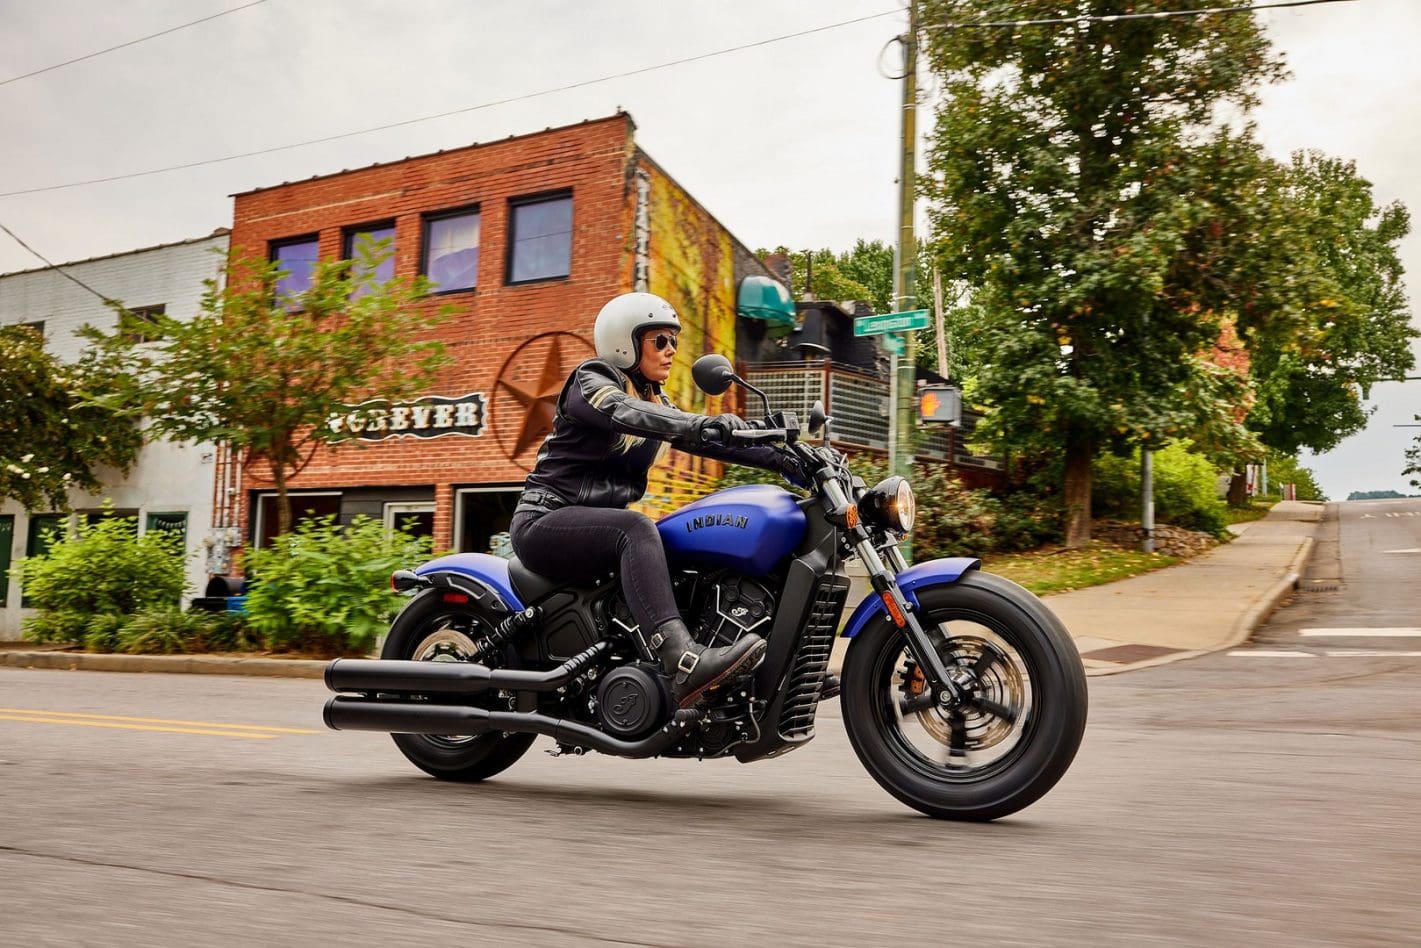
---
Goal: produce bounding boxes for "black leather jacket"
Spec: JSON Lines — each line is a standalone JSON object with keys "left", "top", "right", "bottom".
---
{"left": 516, "top": 359, "right": 794, "bottom": 515}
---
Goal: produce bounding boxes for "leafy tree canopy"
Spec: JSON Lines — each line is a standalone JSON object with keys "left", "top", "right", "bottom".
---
{"left": 85, "top": 238, "right": 452, "bottom": 535}
{"left": 0, "top": 324, "right": 142, "bottom": 511}
{"left": 921, "top": 0, "right": 1288, "bottom": 544}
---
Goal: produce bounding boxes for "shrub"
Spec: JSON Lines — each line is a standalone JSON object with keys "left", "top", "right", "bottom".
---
{"left": 17, "top": 515, "right": 188, "bottom": 644}
{"left": 1093, "top": 443, "right": 1228, "bottom": 536}
{"left": 240, "top": 515, "right": 431, "bottom": 656}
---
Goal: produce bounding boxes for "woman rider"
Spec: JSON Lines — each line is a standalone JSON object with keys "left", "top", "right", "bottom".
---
{"left": 509, "top": 292, "right": 805, "bottom": 709}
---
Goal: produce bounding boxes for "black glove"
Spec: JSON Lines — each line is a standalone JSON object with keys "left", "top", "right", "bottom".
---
{"left": 779, "top": 453, "right": 811, "bottom": 489}
{"left": 698, "top": 412, "right": 750, "bottom": 443}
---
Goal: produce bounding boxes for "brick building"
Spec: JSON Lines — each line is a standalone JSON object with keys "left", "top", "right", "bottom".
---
{"left": 0, "top": 230, "right": 230, "bottom": 637}
{"left": 221, "top": 113, "right": 791, "bottom": 560}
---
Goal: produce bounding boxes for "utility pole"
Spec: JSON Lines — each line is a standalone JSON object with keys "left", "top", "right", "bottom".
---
{"left": 1141, "top": 449, "right": 1155, "bottom": 553}
{"left": 891, "top": 0, "right": 919, "bottom": 559}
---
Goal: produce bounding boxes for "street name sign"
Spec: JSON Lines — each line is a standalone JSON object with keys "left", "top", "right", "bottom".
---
{"left": 854, "top": 309, "right": 930, "bottom": 336}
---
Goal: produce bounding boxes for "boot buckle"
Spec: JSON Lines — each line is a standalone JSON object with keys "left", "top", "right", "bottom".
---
{"left": 677, "top": 651, "right": 700, "bottom": 675}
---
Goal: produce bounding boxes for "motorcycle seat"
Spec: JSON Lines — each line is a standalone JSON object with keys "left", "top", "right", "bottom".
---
{"left": 507, "top": 557, "right": 562, "bottom": 605}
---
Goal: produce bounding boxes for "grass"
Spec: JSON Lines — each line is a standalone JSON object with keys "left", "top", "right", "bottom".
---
{"left": 1224, "top": 500, "right": 1276, "bottom": 526}
{"left": 980, "top": 541, "right": 1180, "bottom": 596}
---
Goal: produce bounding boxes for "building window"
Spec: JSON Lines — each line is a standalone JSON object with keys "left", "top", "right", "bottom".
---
{"left": 271, "top": 236, "right": 320, "bottom": 302}
{"left": 507, "top": 193, "right": 572, "bottom": 284}
{"left": 120, "top": 304, "right": 165, "bottom": 344}
{"left": 253, "top": 491, "right": 342, "bottom": 549}
{"left": 22, "top": 513, "right": 66, "bottom": 607}
{"left": 344, "top": 223, "right": 396, "bottom": 298}
{"left": 421, "top": 208, "right": 480, "bottom": 293}
{"left": 383, "top": 502, "right": 434, "bottom": 541}
{"left": 145, "top": 511, "right": 189, "bottom": 543}
{"left": 0, "top": 514, "right": 13, "bottom": 607}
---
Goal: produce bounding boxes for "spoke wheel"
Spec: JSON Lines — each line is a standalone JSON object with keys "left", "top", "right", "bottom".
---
{"left": 842, "top": 571, "right": 1088, "bottom": 821}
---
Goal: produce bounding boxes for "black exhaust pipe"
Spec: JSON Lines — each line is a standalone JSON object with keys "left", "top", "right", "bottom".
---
{"left": 325, "top": 640, "right": 610, "bottom": 695}
{"left": 322, "top": 697, "right": 699, "bottom": 759}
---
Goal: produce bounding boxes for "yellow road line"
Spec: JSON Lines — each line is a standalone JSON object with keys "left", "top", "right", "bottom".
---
{"left": 0, "top": 713, "right": 278, "bottom": 739}
{"left": 0, "top": 707, "right": 319, "bottom": 734}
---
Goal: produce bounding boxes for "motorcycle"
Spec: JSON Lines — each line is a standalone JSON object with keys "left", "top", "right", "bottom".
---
{"left": 322, "top": 354, "right": 1087, "bottom": 821}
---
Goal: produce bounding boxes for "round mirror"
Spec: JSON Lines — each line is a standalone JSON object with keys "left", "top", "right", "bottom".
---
{"left": 807, "top": 400, "right": 826, "bottom": 436}
{"left": 691, "top": 354, "right": 736, "bottom": 396}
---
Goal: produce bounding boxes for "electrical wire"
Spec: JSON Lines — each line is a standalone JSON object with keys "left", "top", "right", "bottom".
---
{"left": 921, "top": 0, "right": 1358, "bottom": 33}
{"left": 0, "top": 0, "right": 271, "bottom": 88}
{"left": 0, "top": 220, "right": 113, "bottom": 303}
{"left": 0, "top": 7, "right": 902, "bottom": 199}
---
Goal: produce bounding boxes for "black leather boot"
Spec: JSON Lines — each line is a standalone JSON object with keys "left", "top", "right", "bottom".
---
{"left": 650, "top": 619, "right": 767, "bottom": 709}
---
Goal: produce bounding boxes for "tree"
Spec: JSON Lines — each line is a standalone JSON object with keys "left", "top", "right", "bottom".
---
{"left": 1242, "top": 152, "right": 1415, "bottom": 457}
{"left": 0, "top": 324, "right": 142, "bottom": 511}
{"left": 921, "top": 0, "right": 1286, "bottom": 546}
{"left": 87, "top": 240, "right": 451, "bottom": 537}
{"left": 1405, "top": 421, "right": 1421, "bottom": 491}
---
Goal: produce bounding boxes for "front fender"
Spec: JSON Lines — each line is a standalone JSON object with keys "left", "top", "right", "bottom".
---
{"left": 413, "top": 553, "right": 525, "bottom": 612}
{"left": 840, "top": 557, "right": 981, "bottom": 638}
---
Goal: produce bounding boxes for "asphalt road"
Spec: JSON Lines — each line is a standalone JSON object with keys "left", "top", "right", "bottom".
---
{"left": 1, "top": 500, "right": 1418, "bottom": 947}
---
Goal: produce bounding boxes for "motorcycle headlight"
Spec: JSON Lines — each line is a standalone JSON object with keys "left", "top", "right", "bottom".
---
{"left": 858, "top": 475, "right": 916, "bottom": 534}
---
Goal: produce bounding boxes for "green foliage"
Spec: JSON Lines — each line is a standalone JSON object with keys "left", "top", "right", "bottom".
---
{"left": 718, "top": 454, "right": 1060, "bottom": 558}
{"left": 241, "top": 514, "right": 431, "bottom": 655}
{"left": 1092, "top": 444, "right": 1228, "bottom": 535}
{"left": 920, "top": 0, "right": 1288, "bottom": 542}
{"left": 0, "top": 324, "right": 142, "bottom": 511}
{"left": 1263, "top": 451, "right": 1326, "bottom": 502}
{"left": 1348, "top": 489, "right": 1413, "bottom": 501}
{"left": 1242, "top": 154, "right": 1416, "bottom": 455}
{"left": 1405, "top": 420, "right": 1421, "bottom": 491}
{"left": 16, "top": 514, "right": 187, "bottom": 624}
{"left": 82, "top": 238, "right": 453, "bottom": 537}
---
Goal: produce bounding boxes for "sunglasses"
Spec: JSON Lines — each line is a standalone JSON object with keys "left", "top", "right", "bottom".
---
{"left": 651, "top": 332, "right": 679, "bottom": 352}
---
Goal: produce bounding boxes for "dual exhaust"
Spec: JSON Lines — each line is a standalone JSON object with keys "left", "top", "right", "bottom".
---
{"left": 322, "top": 639, "right": 695, "bottom": 758}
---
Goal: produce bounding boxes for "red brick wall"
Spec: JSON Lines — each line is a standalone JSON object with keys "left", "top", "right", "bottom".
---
{"left": 229, "top": 115, "right": 641, "bottom": 548}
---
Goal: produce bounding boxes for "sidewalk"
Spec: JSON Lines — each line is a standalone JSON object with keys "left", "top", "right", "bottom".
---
{"left": 1, "top": 503, "right": 1320, "bottom": 681}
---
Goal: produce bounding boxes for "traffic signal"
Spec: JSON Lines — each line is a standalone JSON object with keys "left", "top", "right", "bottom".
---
{"left": 918, "top": 384, "right": 961, "bottom": 425}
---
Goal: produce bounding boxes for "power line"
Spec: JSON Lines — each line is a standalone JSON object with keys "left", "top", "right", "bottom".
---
{"left": 0, "top": 220, "right": 113, "bottom": 304}
{"left": 922, "top": 0, "right": 1357, "bottom": 33}
{"left": 0, "top": 0, "right": 271, "bottom": 88}
{"left": 0, "top": 8, "right": 901, "bottom": 200}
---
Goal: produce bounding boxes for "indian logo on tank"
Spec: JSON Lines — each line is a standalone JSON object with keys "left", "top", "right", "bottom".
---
{"left": 686, "top": 514, "right": 750, "bottom": 532}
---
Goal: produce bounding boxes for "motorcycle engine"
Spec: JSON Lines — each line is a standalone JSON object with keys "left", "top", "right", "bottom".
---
{"left": 687, "top": 571, "right": 777, "bottom": 649}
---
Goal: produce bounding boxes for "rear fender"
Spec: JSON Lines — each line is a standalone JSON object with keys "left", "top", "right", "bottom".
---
{"left": 840, "top": 557, "right": 981, "bottom": 638}
{"left": 413, "top": 553, "right": 525, "bottom": 613}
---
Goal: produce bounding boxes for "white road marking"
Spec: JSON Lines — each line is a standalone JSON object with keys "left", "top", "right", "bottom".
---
{"left": 1324, "top": 650, "right": 1421, "bottom": 658}
{"left": 1299, "top": 628, "right": 1421, "bottom": 637}
{"left": 1228, "top": 650, "right": 1314, "bottom": 658}
{"left": 1382, "top": 548, "right": 1421, "bottom": 554}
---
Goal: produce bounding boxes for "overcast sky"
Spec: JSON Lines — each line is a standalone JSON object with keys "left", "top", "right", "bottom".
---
{"left": 1, "top": 0, "right": 1417, "bottom": 500}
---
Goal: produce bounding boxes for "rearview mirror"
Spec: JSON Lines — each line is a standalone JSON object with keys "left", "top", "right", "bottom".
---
{"left": 807, "top": 401, "right": 826, "bottom": 436}
{"left": 691, "top": 354, "right": 736, "bottom": 396}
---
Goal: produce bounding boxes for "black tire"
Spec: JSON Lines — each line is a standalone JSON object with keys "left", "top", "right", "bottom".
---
{"left": 841, "top": 570, "right": 1087, "bottom": 821}
{"left": 382, "top": 590, "right": 536, "bottom": 782}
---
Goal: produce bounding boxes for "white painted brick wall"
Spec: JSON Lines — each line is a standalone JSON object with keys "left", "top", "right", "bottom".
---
{"left": 0, "top": 231, "right": 230, "bottom": 637}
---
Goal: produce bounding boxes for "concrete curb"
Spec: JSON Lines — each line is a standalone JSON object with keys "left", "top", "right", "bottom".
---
{"left": 1083, "top": 534, "right": 1316, "bottom": 677}
{"left": 0, "top": 650, "right": 326, "bottom": 678}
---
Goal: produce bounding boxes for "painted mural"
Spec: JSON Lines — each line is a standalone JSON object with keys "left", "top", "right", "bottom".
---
{"left": 634, "top": 155, "right": 745, "bottom": 516}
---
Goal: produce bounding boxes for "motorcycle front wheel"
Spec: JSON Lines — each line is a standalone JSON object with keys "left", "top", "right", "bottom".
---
{"left": 382, "top": 590, "right": 536, "bottom": 782}
{"left": 841, "top": 570, "right": 1087, "bottom": 821}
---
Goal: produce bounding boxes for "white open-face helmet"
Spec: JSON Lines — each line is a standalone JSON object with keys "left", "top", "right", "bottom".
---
{"left": 593, "top": 292, "right": 681, "bottom": 370}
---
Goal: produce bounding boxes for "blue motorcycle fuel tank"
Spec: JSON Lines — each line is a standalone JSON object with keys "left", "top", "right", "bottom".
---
{"left": 657, "top": 485, "right": 807, "bottom": 576}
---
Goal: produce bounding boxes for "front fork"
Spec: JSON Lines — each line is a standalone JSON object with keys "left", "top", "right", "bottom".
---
{"left": 822, "top": 480, "right": 966, "bottom": 707}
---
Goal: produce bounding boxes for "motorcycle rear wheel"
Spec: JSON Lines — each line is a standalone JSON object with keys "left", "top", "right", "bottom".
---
{"left": 842, "top": 571, "right": 1087, "bottom": 821}
{"left": 382, "top": 590, "right": 536, "bottom": 782}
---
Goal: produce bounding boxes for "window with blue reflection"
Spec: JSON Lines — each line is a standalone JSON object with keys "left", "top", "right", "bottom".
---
{"left": 509, "top": 195, "right": 572, "bottom": 283}
{"left": 346, "top": 225, "right": 396, "bottom": 298}
{"left": 272, "top": 238, "right": 319, "bottom": 302}
{"left": 422, "top": 210, "right": 480, "bottom": 292}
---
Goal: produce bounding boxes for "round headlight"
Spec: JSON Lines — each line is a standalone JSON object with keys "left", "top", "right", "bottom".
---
{"left": 859, "top": 475, "right": 916, "bottom": 534}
